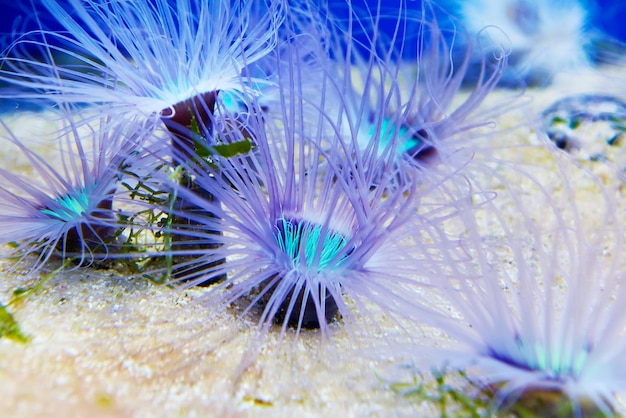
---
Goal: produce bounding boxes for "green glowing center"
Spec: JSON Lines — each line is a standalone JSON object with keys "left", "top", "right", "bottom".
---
{"left": 41, "top": 191, "right": 91, "bottom": 222}
{"left": 274, "top": 218, "right": 351, "bottom": 271}
{"left": 218, "top": 91, "right": 240, "bottom": 112}
{"left": 513, "top": 338, "right": 590, "bottom": 379}
{"left": 367, "top": 118, "right": 421, "bottom": 154}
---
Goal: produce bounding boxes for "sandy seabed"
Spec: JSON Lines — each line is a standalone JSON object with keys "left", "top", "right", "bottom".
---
{"left": 1, "top": 65, "right": 626, "bottom": 418}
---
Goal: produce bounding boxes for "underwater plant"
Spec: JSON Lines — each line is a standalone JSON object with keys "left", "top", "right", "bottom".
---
{"left": 0, "top": 110, "right": 156, "bottom": 275}
{"left": 404, "top": 141, "right": 626, "bottom": 416}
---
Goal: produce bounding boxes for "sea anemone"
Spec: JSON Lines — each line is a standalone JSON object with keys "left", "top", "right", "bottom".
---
{"left": 392, "top": 5, "right": 507, "bottom": 165}
{"left": 293, "top": 0, "right": 508, "bottom": 184}
{"left": 0, "top": 109, "right": 155, "bottom": 275}
{"left": 0, "top": 0, "right": 283, "bottom": 125}
{"left": 159, "top": 113, "right": 412, "bottom": 331}
{"left": 407, "top": 141, "right": 626, "bottom": 415}
{"left": 0, "top": 0, "right": 282, "bottom": 177}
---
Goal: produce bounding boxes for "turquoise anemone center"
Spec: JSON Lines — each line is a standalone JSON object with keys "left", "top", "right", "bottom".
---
{"left": 367, "top": 118, "right": 421, "bottom": 154}
{"left": 41, "top": 191, "right": 91, "bottom": 222}
{"left": 218, "top": 90, "right": 241, "bottom": 112}
{"left": 492, "top": 337, "right": 591, "bottom": 381}
{"left": 274, "top": 218, "right": 351, "bottom": 271}
{"left": 518, "top": 339, "right": 589, "bottom": 379}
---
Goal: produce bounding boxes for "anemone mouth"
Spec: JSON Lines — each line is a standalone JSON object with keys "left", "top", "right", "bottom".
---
{"left": 365, "top": 117, "right": 438, "bottom": 166}
{"left": 366, "top": 118, "right": 416, "bottom": 155}
{"left": 37, "top": 189, "right": 119, "bottom": 256}
{"left": 273, "top": 217, "right": 353, "bottom": 272}
{"left": 486, "top": 337, "right": 591, "bottom": 384}
{"left": 41, "top": 186, "right": 117, "bottom": 222}
{"left": 485, "top": 340, "right": 607, "bottom": 416}
{"left": 249, "top": 217, "right": 356, "bottom": 330}
{"left": 41, "top": 192, "right": 92, "bottom": 222}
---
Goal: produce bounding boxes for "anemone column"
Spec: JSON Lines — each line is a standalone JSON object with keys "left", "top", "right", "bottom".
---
{"left": 160, "top": 90, "right": 226, "bottom": 286}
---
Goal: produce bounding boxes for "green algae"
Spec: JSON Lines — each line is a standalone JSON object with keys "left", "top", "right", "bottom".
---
{"left": 0, "top": 302, "right": 29, "bottom": 343}
{"left": 390, "top": 370, "right": 491, "bottom": 418}
{"left": 0, "top": 260, "right": 73, "bottom": 343}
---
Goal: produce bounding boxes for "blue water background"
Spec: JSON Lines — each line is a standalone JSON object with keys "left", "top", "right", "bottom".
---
{"left": 2, "top": 1, "right": 624, "bottom": 46}
{"left": 0, "top": 0, "right": 624, "bottom": 112}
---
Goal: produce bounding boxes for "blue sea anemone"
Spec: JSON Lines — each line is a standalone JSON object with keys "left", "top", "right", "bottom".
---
{"left": 381, "top": 7, "right": 505, "bottom": 168}
{"left": 158, "top": 121, "right": 417, "bottom": 332}
{"left": 0, "top": 110, "right": 154, "bottom": 274}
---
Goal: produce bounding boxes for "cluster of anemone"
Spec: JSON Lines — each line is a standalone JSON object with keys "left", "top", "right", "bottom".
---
{"left": 1, "top": 0, "right": 625, "bottom": 415}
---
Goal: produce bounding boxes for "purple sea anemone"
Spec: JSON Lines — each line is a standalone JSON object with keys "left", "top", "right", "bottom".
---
{"left": 0, "top": 110, "right": 155, "bottom": 275}
{"left": 309, "top": 0, "right": 508, "bottom": 175}
{"left": 408, "top": 144, "right": 626, "bottom": 416}
{"left": 157, "top": 114, "right": 416, "bottom": 332}
{"left": 0, "top": 0, "right": 286, "bottom": 189}
{"left": 0, "top": 0, "right": 283, "bottom": 126}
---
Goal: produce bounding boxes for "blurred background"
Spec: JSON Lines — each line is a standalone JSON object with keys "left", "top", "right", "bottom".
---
{"left": 0, "top": 0, "right": 624, "bottom": 97}
{"left": 0, "top": 0, "right": 419, "bottom": 51}
{"left": 1, "top": 0, "right": 625, "bottom": 50}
